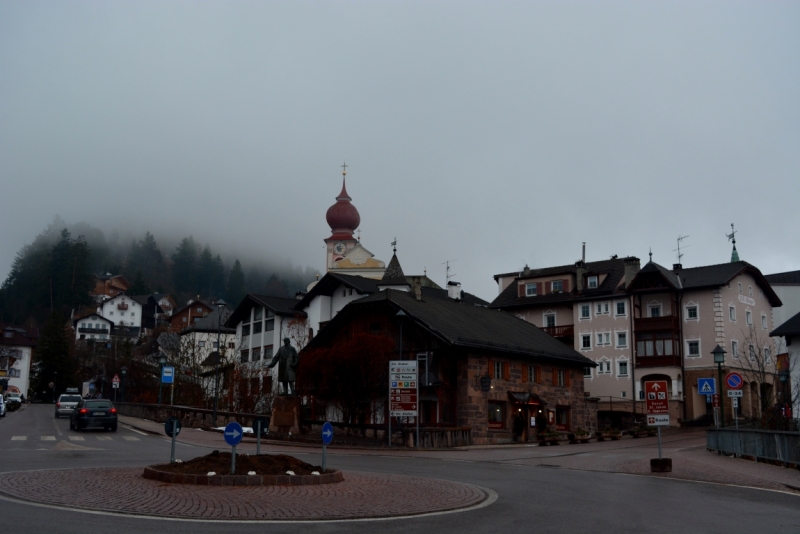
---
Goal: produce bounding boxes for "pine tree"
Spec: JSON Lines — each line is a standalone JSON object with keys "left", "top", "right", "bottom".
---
{"left": 227, "top": 260, "right": 246, "bottom": 306}
{"left": 171, "top": 237, "right": 198, "bottom": 297}
{"left": 33, "top": 311, "right": 75, "bottom": 399}
{"left": 196, "top": 245, "right": 215, "bottom": 297}
{"left": 129, "top": 270, "right": 149, "bottom": 295}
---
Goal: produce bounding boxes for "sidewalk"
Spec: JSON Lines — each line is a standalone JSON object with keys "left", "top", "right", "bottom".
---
{"left": 119, "top": 414, "right": 800, "bottom": 495}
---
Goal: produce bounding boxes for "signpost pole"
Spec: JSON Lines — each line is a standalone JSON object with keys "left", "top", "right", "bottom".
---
{"left": 657, "top": 426, "right": 662, "bottom": 460}
{"left": 231, "top": 445, "right": 236, "bottom": 475}
{"left": 256, "top": 420, "right": 261, "bottom": 456}
{"left": 322, "top": 441, "right": 326, "bottom": 472}
{"left": 171, "top": 431, "right": 176, "bottom": 463}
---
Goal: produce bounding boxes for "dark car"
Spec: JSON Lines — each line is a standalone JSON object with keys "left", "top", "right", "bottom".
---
{"left": 70, "top": 399, "right": 118, "bottom": 432}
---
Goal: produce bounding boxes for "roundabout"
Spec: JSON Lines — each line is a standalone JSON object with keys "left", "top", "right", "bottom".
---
{"left": 0, "top": 467, "right": 494, "bottom": 521}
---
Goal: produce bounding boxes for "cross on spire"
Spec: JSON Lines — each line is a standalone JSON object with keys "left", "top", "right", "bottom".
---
{"left": 649, "top": 248, "right": 653, "bottom": 261}
{"left": 341, "top": 161, "right": 348, "bottom": 176}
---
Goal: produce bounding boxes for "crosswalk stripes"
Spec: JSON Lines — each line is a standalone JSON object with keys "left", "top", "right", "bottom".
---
{"left": 96, "top": 436, "right": 112, "bottom": 441}
{"left": 41, "top": 436, "right": 56, "bottom": 441}
{"left": 69, "top": 436, "right": 85, "bottom": 441}
{"left": 123, "top": 436, "right": 140, "bottom": 441}
{"left": 11, "top": 436, "right": 26, "bottom": 441}
{"left": 9, "top": 435, "right": 142, "bottom": 442}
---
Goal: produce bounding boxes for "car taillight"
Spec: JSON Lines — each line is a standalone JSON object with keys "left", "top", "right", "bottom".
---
{"left": 57, "top": 402, "right": 61, "bottom": 408}
{"left": 110, "top": 408, "right": 117, "bottom": 414}
{"left": 79, "top": 408, "right": 88, "bottom": 414}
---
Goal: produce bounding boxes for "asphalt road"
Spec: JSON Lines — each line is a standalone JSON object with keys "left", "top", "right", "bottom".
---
{"left": 2, "top": 405, "right": 799, "bottom": 534}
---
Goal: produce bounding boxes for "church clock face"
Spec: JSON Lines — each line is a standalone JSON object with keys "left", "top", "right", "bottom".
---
{"left": 333, "top": 242, "right": 347, "bottom": 255}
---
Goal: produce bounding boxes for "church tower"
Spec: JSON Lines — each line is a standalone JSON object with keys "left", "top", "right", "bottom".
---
{"left": 324, "top": 164, "right": 360, "bottom": 270}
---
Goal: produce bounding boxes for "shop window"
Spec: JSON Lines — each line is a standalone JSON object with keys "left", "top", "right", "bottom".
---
{"left": 487, "top": 401, "right": 505, "bottom": 430}
{"left": 556, "top": 406, "right": 570, "bottom": 431}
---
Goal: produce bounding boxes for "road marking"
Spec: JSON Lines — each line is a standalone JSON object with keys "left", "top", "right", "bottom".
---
{"left": 120, "top": 425, "right": 148, "bottom": 436}
{"left": 69, "top": 436, "right": 85, "bottom": 441}
{"left": 52, "top": 417, "right": 63, "bottom": 436}
{"left": 41, "top": 436, "right": 56, "bottom": 441}
{"left": 123, "top": 436, "right": 139, "bottom": 441}
{"left": 96, "top": 436, "right": 112, "bottom": 441}
{"left": 11, "top": 436, "right": 26, "bottom": 441}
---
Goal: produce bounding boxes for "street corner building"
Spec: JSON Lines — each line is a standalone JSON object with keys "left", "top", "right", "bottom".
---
{"left": 302, "top": 288, "right": 597, "bottom": 445}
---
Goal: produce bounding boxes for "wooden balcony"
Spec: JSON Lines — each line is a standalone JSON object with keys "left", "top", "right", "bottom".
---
{"left": 635, "top": 355, "right": 681, "bottom": 368}
{"left": 634, "top": 315, "right": 679, "bottom": 332}
{"left": 542, "top": 325, "right": 574, "bottom": 338}
{"left": 78, "top": 327, "right": 109, "bottom": 334}
{"left": 117, "top": 303, "right": 129, "bottom": 310}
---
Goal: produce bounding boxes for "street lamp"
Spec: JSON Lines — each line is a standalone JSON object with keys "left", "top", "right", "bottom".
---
{"left": 158, "top": 352, "right": 167, "bottom": 405}
{"left": 711, "top": 345, "right": 727, "bottom": 427}
{"left": 212, "top": 299, "right": 226, "bottom": 426}
{"left": 120, "top": 366, "right": 128, "bottom": 403}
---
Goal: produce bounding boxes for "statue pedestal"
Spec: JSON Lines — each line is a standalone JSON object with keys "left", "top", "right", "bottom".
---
{"left": 269, "top": 396, "right": 300, "bottom": 435}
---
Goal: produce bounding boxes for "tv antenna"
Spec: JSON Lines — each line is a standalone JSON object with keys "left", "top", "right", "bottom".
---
{"left": 673, "top": 235, "right": 689, "bottom": 265}
{"left": 443, "top": 259, "right": 457, "bottom": 284}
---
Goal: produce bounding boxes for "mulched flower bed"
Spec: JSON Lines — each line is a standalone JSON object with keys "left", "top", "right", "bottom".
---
{"left": 155, "top": 450, "right": 324, "bottom": 476}
{"left": 143, "top": 450, "right": 344, "bottom": 486}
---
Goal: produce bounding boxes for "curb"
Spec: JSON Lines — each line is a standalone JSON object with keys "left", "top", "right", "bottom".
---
{"left": 142, "top": 466, "right": 344, "bottom": 486}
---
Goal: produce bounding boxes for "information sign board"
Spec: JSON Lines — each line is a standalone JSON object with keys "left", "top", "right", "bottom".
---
{"left": 698, "top": 378, "right": 716, "bottom": 395}
{"left": 646, "top": 414, "right": 670, "bottom": 426}
{"left": 389, "top": 361, "right": 417, "bottom": 417}
{"left": 161, "top": 366, "right": 174, "bottom": 384}
{"left": 645, "top": 380, "right": 669, "bottom": 415}
{"left": 727, "top": 390, "right": 743, "bottom": 398}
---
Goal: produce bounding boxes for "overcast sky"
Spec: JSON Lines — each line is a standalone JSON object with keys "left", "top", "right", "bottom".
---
{"left": 1, "top": 1, "right": 798, "bottom": 302}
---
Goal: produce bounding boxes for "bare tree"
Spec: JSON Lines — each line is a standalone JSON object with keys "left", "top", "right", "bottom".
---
{"left": 733, "top": 325, "right": 797, "bottom": 429}
{"left": 283, "top": 314, "right": 310, "bottom": 351}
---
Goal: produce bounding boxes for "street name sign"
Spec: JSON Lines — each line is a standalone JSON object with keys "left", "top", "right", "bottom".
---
{"left": 161, "top": 366, "right": 174, "bottom": 384}
{"left": 389, "top": 361, "right": 418, "bottom": 417}
{"left": 646, "top": 414, "right": 670, "bottom": 426}
{"left": 645, "top": 380, "right": 669, "bottom": 415}
{"left": 725, "top": 372, "right": 743, "bottom": 390}
{"left": 727, "top": 390, "right": 743, "bottom": 397}
{"left": 224, "top": 422, "right": 244, "bottom": 447}
{"left": 698, "top": 378, "right": 716, "bottom": 395}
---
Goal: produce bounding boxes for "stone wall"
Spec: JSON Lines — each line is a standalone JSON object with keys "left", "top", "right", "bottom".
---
{"left": 458, "top": 351, "right": 597, "bottom": 445}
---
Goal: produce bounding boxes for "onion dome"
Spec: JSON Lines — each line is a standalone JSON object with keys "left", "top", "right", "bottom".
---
{"left": 326, "top": 177, "right": 360, "bottom": 239}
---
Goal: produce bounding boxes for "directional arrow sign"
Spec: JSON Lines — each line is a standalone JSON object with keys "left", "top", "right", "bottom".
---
{"left": 224, "top": 422, "right": 243, "bottom": 447}
{"left": 645, "top": 380, "right": 670, "bottom": 415}
{"left": 321, "top": 421, "right": 334, "bottom": 445}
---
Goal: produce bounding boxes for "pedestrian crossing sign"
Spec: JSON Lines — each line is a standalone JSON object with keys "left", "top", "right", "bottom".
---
{"left": 698, "top": 378, "right": 715, "bottom": 395}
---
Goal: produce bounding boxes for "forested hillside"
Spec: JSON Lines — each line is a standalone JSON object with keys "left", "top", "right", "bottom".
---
{"left": 0, "top": 218, "right": 318, "bottom": 326}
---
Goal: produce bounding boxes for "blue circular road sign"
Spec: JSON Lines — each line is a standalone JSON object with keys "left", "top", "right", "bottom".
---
{"left": 224, "top": 422, "right": 244, "bottom": 447}
{"left": 321, "top": 422, "right": 334, "bottom": 445}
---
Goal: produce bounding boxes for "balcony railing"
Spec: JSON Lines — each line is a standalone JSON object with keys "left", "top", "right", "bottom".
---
{"left": 542, "top": 325, "right": 575, "bottom": 338}
{"left": 79, "top": 327, "right": 109, "bottom": 334}
{"left": 117, "top": 303, "right": 129, "bottom": 310}
{"left": 635, "top": 355, "right": 681, "bottom": 368}
{"left": 634, "top": 315, "right": 679, "bottom": 331}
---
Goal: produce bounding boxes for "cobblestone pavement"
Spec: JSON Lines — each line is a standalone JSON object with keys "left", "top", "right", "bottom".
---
{"left": 0, "top": 468, "right": 490, "bottom": 520}
{"left": 119, "top": 416, "right": 800, "bottom": 495}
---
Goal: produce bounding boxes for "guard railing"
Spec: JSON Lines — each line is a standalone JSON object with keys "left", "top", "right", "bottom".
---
{"left": 706, "top": 428, "right": 800, "bottom": 467}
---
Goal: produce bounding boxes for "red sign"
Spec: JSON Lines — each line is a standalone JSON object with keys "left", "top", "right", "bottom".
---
{"left": 725, "top": 372, "right": 743, "bottom": 390}
{"left": 712, "top": 394, "right": 720, "bottom": 408}
{"left": 644, "top": 380, "right": 669, "bottom": 415}
{"left": 112, "top": 374, "right": 120, "bottom": 385}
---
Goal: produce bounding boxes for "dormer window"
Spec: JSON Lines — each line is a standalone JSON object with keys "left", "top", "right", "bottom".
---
{"left": 551, "top": 280, "right": 563, "bottom": 292}
{"left": 587, "top": 276, "right": 598, "bottom": 289}
{"left": 525, "top": 283, "right": 537, "bottom": 297}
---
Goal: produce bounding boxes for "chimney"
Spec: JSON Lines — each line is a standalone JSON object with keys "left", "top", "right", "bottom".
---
{"left": 673, "top": 263, "right": 682, "bottom": 271}
{"left": 582, "top": 242, "right": 586, "bottom": 263}
{"left": 623, "top": 257, "right": 641, "bottom": 286}
{"left": 576, "top": 263, "right": 587, "bottom": 292}
{"left": 412, "top": 277, "right": 422, "bottom": 301}
{"left": 447, "top": 281, "right": 462, "bottom": 300}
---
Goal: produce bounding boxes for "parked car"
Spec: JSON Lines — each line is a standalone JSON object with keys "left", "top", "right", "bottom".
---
{"left": 0, "top": 396, "right": 6, "bottom": 417}
{"left": 55, "top": 393, "right": 82, "bottom": 418}
{"left": 69, "top": 399, "right": 118, "bottom": 431}
{"left": 4, "top": 393, "right": 22, "bottom": 411}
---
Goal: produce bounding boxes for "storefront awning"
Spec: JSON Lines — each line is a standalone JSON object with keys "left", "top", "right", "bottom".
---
{"left": 508, "top": 391, "right": 547, "bottom": 406}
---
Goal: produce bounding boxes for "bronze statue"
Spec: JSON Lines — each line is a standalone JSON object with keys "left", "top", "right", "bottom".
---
{"left": 268, "top": 337, "right": 298, "bottom": 395}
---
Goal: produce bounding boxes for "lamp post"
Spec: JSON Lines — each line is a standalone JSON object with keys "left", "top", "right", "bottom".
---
{"left": 158, "top": 353, "right": 167, "bottom": 405}
{"left": 712, "top": 345, "right": 727, "bottom": 428}
{"left": 212, "top": 299, "right": 226, "bottom": 426}
{"left": 120, "top": 366, "right": 127, "bottom": 403}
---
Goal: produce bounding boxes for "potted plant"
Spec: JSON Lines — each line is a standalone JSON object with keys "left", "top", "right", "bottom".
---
{"left": 601, "top": 426, "right": 621, "bottom": 440}
{"left": 545, "top": 428, "right": 561, "bottom": 445}
{"left": 571, "top": 428, "right": 591, "bottom": 444}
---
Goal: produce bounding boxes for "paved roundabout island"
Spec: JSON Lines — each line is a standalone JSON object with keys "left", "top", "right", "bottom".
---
{"left": 0, "top": 468, "right": 494, "bottom": 521}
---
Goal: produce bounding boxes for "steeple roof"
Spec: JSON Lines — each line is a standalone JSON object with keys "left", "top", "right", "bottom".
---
{"left": 382, "top": 253, "right": 405, "bottom": 281}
